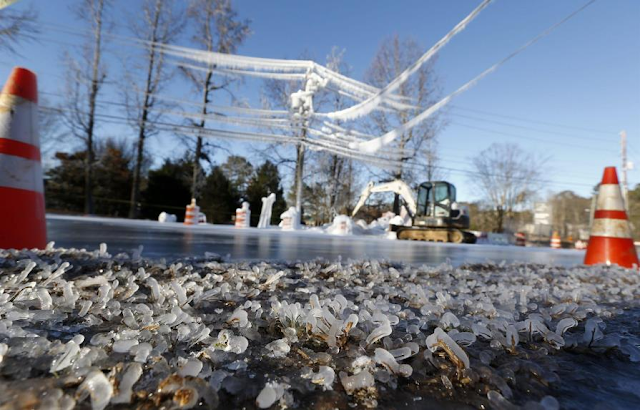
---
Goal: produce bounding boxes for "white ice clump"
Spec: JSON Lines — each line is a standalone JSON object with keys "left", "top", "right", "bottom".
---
{"left": 440, "top": 311, "right": 460, "bottom": 329}
{"left": 365, "top": 313, "right": 392, "bottom": 346}
{"left": 265, "top": 338, "right": 291, "bottom": 358}
{"left": 212, "top": 329, "right": 249, "bottom": 354}
{"left": 374, "top": 348, "right": 413, "bottom": 377}
{"left": 426, "top": 327, "right": 470, "bottom": 369}
{"left": 0, "top": 343, "right": 7, "bottom": 364}
{"left": 178, "top": 358, "right": 203, "bottom": 377}
{"left": 256, "top": 381, "right": 287, "bottom": 409}
{"left": 130, "top": 342, "right": 152, "bottom": 363}
{"left": 113, "top": 339, "right": 139, "bottom": 353}
{"left": 340, "top": 370, "right": 375, "bottom": 394}
{"left": 227, "top": 308, "right": 250, "bottom": 328}
{"left": 76, "top": 369, "right": 113, "bottom": 410}
{"left": 555, "top": 317, "right": 578, "bottom": 336}
{"left": 111, "top": 363, "right": 143, "bottom": 404}
{"left": 302, "top": 365, "right": 336, "bottom": 390}
{"left": 50, "top": 335, "right": 84, "bottom": 373}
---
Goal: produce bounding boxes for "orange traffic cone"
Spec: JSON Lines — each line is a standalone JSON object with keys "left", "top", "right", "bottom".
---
{"left": 550, "top": 231, "right": 561, "bottom": 249}
{"left": 0, "top": 67, "right": 46, "bottom": 249}
{"left": 584, "top": 167, "right": 639, "bottom": 268}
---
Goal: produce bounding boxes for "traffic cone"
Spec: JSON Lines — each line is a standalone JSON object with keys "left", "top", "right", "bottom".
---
{"left": 0, "top": 67, "right": 46, "bottom": 249}
{"left": 550, "top": 231, "right": 561, "bottom": 249}
{"left": 584, "top": 167, "right": 639, "bottom": 268}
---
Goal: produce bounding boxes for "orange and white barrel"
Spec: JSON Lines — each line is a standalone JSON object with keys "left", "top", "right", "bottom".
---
{"left": 0, "top": 67, "right": 46, "bottom": 249}
{"left": 515, "top": 232, "right": 526, "bottom": 247}
{"left": 184, "top": 198, "right": 199, "bottom": 225}
{"left": 281, "top": 216, "right": 292, "bottom": 230}
{"left": 550, "top": 231, "right": 561, "bottom": 249}
{"left": 584, "top": 167, "right": 639, "bottom": 268}
{"left": 235, "top": 202, "right": 250, "bottom": 228}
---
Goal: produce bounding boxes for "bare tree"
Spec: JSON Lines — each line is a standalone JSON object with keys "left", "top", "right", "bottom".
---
{"left": 365, "top": 35, "right": 443, "bottom": 210}
{"left": 126, "top": 0, "right": 183, "bottom": 218}
{"left": 61, "top": 0, "right": 110, "bottom": 214}
{"left": 307, "top": 47, "right": 360, "bottom": 220}
{"left": 182, "top": 0, "right": 250, "bottom": 200}
{"left": 260, "top": 67, "right": 304, "bottom": 206}
{"left": 0, "top": 6, "right": 38, "bottom": 54}
{"left": 470, "top": 142, "right": 547, "bottom": 233}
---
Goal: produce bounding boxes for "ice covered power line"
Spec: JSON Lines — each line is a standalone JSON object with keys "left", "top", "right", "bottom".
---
{"left": 37, "top": 20, "right": 412, "bottom": 110}
{"left": 318, "top": 0, "right": 493, "bottom": 121}
{"left": 351, "top": 0, "right": 598, "bottom": 154}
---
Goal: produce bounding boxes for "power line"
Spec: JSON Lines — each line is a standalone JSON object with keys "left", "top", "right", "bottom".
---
{"left": 351, "top": 0, "right": 599, "bottom": 153}
{"left": 452, "top": 122, "right": 618, "bottom": 153}
{"left": 448, "top": 111, "right": 615, "bottom": 143}
{"left": 451, "top": 105, "right": 618, "bottom": 135}
{"left": 39, "top": 104, "right": 601, "bottom": 189}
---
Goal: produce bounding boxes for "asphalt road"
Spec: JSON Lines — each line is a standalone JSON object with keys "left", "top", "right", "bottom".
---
{"left": 46, "top": 214, "right": 585, "bottom": 267}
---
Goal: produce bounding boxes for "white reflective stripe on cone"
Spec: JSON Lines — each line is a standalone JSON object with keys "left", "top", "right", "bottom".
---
{"left": 0, "top": 152, "right": 43, "bottom": 193}
{"left": 0, "top": 96, "right": 39, "bottom": 147}
{"left": 596, "top": 184, "right": 625, "bottom": 211}
{"left": 590, "top": 218, "right": 632, "bottom": 238}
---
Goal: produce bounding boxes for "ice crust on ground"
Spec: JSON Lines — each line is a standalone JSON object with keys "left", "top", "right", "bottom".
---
{"left": 0, "top": 245, "right": 639, "bottom": 409}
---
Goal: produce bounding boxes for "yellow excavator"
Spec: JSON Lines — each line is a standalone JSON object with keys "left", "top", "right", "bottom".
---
{"left": 352, "top": 180, "right": 476, "bottom": 244}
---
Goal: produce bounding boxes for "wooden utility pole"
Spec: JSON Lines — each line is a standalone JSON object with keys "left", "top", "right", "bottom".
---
{"left": 294, "top": 132, "right": 306, "bottom": 214}
{"left": 84, "top": 0, "right": 106, "bottom": 215}
{"left": 621, "top": 130, "right": 629, "bottom": 209}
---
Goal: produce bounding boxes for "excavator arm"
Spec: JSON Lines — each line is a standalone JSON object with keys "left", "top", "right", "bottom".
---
{"left": 351, "top": 180, "right": 417, "bottom": 217}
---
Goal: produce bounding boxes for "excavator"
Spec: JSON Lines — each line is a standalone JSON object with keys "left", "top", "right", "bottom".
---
{"left": 352, "top": 180, "right": 476, "bottom": 244}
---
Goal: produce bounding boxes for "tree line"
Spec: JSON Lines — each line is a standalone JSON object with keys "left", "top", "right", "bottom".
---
{"left": 45, "top": 143, "right": 287, "bottom": 225}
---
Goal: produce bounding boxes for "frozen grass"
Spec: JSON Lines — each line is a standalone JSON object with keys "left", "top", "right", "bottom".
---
{"left": 0, "top": 243, "right": 638, "bottom": 409}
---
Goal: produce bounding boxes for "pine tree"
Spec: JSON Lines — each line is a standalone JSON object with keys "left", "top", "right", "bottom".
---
{"left": 46, "top": 139, "right": 134, "bottom": 217}
{"left": 142, "top": 159, "right": 194, "bottom": 221}
{"left": 200, "top": 166, "right": 239, "bottom": 224}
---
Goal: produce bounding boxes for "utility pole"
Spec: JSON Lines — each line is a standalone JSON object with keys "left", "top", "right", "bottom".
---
{"left": 290, "top": 71, "right": 327, "bottom": 222}
{"left": 621, "top": 130, "right": 629, "bottom": 209}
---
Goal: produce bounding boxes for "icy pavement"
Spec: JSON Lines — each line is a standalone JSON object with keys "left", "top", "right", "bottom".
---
{"left": 0, "top": 244, "right": 639, "bottom": 410}
{"left": 46, "top": 215, "right": 584, "bottom": 267}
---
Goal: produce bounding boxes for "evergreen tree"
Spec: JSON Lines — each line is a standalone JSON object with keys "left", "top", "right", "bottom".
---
{"left": 93, "top": 140, "right": 133, "bottom": 216}
{"left": 246, "top": 161, "right": 286, "bottom": 226}
{"left": 200, "top": 166, "right": 239, "bottom": 224}
{"left": 221, "top": 155, "right": 254, "bottom": 198}
{"left": 46, "top": 139, "right": 134, "bottom": 216}
{"left": 142, "top": 158, "right": 194, "bottom": 221}
{"left": 46, "top": 151, "right": 86, "bottom": 213}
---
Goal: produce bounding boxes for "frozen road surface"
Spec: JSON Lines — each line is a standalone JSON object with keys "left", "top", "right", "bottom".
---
{"left": 46, "top": 214, "right": 584, "bottom": 266}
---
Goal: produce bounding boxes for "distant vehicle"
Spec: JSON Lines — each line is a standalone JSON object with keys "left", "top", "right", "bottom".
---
{"left": 352, "top": 180, "right": 476, "bottom": 244}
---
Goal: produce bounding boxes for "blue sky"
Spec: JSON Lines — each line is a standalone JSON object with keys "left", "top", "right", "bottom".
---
{"left": 1, "top": 0, "right": 639, "bottom": 203}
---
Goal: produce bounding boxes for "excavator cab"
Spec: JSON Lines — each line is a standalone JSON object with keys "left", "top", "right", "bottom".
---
{"left": 414, "top": 181, "right": 469, "bottom": 229}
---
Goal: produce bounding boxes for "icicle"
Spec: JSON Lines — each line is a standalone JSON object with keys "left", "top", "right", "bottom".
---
{"left": 76, "top": 370, "right": 113, "bottom": 410}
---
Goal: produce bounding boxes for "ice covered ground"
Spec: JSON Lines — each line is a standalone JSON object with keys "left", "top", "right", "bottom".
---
{"left": 0, "top": 244, "right": 639, "bottom": 409}
{"left": 46, "top": 214, "right": 584, "bottom": 267}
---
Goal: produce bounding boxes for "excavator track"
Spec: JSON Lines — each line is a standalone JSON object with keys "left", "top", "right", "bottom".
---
{"left": 396, "top": 227, "right": 476, "bottom": 244}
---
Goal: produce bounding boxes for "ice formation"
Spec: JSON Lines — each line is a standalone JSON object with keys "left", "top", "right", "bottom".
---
{"left": 0, "top": 245, "right": 639, "bottom": 408}
{"left": 326, "top": 214, "right": 353, "bottom": 235}
{"left": 257, "top": 193, "right": 276, "bottom": 229}
{"left": 158, "top": 212, "right": 177, "bottom": 223}
{"left": 279, "top": 207, "right": 301, "bottom": 230}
